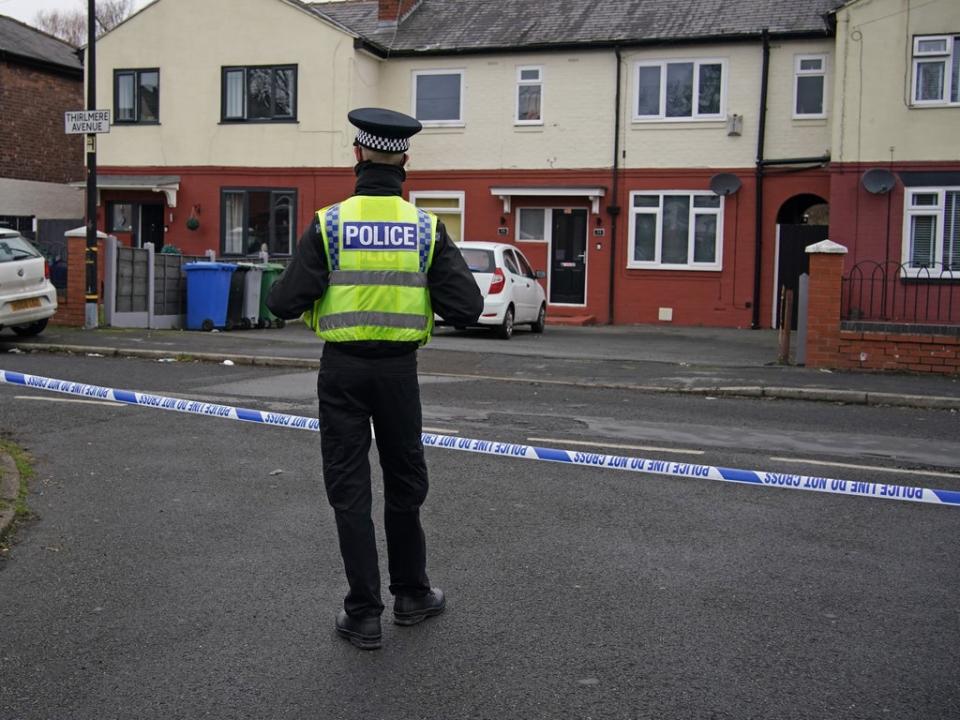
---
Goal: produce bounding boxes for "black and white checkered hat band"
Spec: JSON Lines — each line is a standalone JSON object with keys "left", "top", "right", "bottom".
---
{"left": 355, "top": 129, "right": 409, "bottom": 153}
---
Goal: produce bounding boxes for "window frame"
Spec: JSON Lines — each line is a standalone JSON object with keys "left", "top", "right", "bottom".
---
{"left": 911, "top": 34, "right": 959, "bottom": 106}
{"left": 408, "top": 190, "right": 465, "bottom": 242}
{"left": 219, "top": 187, "right": 297, "bottom": 257}
{"left": 220, "top": 64, "right": 298, "bottom": 123}
{"left": 516, "top": 207, "right": 548, "bottom": 243}
{"left": 411, "top": 69, "right": 465, "bottom": 127}
{"left": 793, "top": 54, "right": 828, "bottom": 119}
{"left": 515, "top": 65, "right": 544, "bottom": 126}
{"left": 113, "top": 68, "right": 160, "bottom": 125}
{"left": 627, "top": 190, "right": 724, "bottom": 271}
{"left": 901, "top": 186, "right": 960, "bottom": 275}
{"left": 632, "top": 58, "right": 727, "bottom": 122}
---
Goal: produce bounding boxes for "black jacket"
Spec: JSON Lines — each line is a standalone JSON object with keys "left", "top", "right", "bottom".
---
{"left": 266, "top": 161, "right": 483, "bottom": 357}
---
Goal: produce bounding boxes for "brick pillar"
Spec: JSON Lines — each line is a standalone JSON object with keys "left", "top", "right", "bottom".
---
{"left": 59, "top": 234, "right": 106, "bottom": 327}
{"left": 804, "top": 239, "right": 848, "bottom": 368}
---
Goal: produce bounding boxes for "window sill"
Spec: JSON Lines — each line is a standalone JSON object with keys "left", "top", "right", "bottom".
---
{"left": 114, "top": 121, "right": 161, "bottom": 126}
{"left": 420, "top": 121, "right": 465, "bottom": 129}
{"left": 219, "top": 119, "right": 299, "bottom": 125}
{"left": 626, "top": 264, "right": 722, "bottom": 272}
{"left": 630, "top": 118, "right": 726, "bottom": 128}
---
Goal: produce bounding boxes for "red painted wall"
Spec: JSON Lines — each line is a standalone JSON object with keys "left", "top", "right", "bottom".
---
{"left": 94, "top": 164, "right": 833, "bottom": 328}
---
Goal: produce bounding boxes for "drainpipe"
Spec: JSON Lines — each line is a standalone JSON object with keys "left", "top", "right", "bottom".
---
{"left": 607, "top": 46, "right": 623, "bottom": 325}
{"left": 751, "top": 29, "right": 770, "bottom": 329}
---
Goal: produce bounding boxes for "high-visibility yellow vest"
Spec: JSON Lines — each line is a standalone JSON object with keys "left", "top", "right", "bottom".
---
{"left": 302, "top": 195, "right": 437, "bottom": 345}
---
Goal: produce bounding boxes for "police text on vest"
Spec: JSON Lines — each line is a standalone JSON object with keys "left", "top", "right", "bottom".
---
{"left": 342, "top": 222, "right": 418, "bottom": 250}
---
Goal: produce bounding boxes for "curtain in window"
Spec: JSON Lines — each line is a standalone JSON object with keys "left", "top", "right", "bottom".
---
{"left": 225, "top": 70, "right": 244, "bottom": 118}
{"left": 139, "top": 71, "right": 159, "bottom": 122}
{"left": 952, "top": 44, "right": 960, "bottom": 102}
{"left": 665, "top": 63, "right": 693, "bottom": 117}
{"left": 698, "top": 64, "right": 722, "bottom": 115}
{"left": 661, "top": 195, "right": 690, "bottom": 263}
{"left": 946, "top": 191, "right": 959, "bottom": 270}
{"left": 416, "top": 75, "right": 460, "bottom": 121}
{"left": 224, "top": 193, "right": 244, "bottom": 254}
{"left": 519, "top": 209, "right": 545, "bottom": 240}
{"left": 117, "top": 74, "right": 135, "bottom": 121}
{"left": 272, "top": 193, "right": 293, "bottom": 254}
{"left": 916, "top": 61, "right": 945, "bottom": 101}
{"left": 518, "top": 85, "right": 541, "bottom": 120}
{"left": 910, "top": 215, "right": 936, "bottom": 267}
{"left": 637, "top": 66, "right": 660, "bottom": 115}
{"left": 633, "top": 213, "right": 656, "bottom": 262}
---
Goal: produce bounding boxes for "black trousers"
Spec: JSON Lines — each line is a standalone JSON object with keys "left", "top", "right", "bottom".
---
{"left": 317, "top": 344, "right": 431, "bottom": 618}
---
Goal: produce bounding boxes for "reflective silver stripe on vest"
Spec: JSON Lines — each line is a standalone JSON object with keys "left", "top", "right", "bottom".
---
{"left": 329, "top": 270, "right": 428, "bottom": 288}
{"left": 318, "top": 311, "right": 428, "bottom": 332}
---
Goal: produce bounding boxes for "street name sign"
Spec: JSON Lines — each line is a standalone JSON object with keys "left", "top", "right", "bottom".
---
{"left": 64, "top": 110, "right": 111, "bottom": 134}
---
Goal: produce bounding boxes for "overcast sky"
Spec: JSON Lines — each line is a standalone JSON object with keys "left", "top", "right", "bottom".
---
{"left": 0, "top": 0, "right": 153, "bottom": 28}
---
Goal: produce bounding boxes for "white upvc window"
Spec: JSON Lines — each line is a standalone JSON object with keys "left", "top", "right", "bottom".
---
{"left": 793, "top": 54, "right": 827, "bottom": 118}
{"left": 409, "top": 191, "right": 465, "bottom": 242}
{"left": 902, "top": 188, "right": 960, "bottom": 273}
{"left": 628, "top": 191, "right": 723, "bottom": 270}
{"left": 515, "top": 66, "right": 543, "bottom": 125}
{"left": 634, "top": 59, "right": 726, "bottom": 121}
{"left": 517, "top": 207, "right": 547, "bottom": 241}
{"left": 912, "top": 35, "right": 960, "bottom": 106}
{"left": 412, "top": 70, "right": 464, "bottom": 126}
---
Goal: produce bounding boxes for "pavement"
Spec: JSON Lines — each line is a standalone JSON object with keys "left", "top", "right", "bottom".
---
{"left": 1, "top": 320, "right": 958, "bottom": 409}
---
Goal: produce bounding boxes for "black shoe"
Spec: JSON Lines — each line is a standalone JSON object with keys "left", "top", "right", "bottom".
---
{"left": 335, "top": 610, "right": 382, "bottom": 650}
{"left": 393, "top": 587, "right": 446, "bottom": 626}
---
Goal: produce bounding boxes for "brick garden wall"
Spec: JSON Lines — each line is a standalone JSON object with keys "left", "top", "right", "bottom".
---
{"left": 804, "top": 245, "right": 959, "bottom": 376}
{"left": 54, "top": 236, "right": 105, "bottom": 327}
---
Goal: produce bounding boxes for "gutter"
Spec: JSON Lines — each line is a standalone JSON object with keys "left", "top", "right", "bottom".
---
{"left": 607, "top": 46, "right": 623, "bottom": 325}
{"left": 751, "top": 29, "right": 771, "bottom": 330}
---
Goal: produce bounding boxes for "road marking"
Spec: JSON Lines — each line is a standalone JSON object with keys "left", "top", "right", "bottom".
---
{"left": 770, "top": 456, "right": 960, "bottom": 480}
{"left": 423, "top": 426, "right": 459, "bottom": 434}
{"left": 527, "top": 437, "right": 704, "bottom": 455}
{"left": 15, "top": 395, "right": 124, "bottom": 408}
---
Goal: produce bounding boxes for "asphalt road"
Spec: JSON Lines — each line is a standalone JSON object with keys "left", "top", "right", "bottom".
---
{"left": 1, "top": 353, "right": 958, "bottom": 719}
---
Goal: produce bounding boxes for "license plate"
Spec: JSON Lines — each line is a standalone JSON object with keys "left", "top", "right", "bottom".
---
{"left": 11, "top": 297, "right": 42, "bottom": 312}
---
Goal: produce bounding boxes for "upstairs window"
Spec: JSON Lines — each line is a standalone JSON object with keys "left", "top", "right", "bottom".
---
{"left": 912, "top": 35, "right": 959, "bottom": 106}
{"left": 114, "top": 69, "right": 159, "bottom": 124}
{"left": 634, "top": 60, "right": 725, "bottom": 121}
{"left": 222, "top": 65, "right": 297, "bottom": 122}
{"left": 413, "top": 70, "right": 463, "bottom": 125}
{"left": 516, "top": 66, "right": 543, "bottom": 124}
{"left": 628, "top": 191, "right": 723, "bottom": 270}
{"left": 903, "top": 188, "right": 960, "bottom": 272}
{"left": 794, "top": 55, "right": 827, "bottom": 118}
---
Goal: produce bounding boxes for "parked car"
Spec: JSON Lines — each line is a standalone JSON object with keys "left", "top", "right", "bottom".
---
{"left": 0, "top": 229, "right": 58, "bottom": 337}
{"left": 443, "top": 241, "right": 547, "bottom": 339}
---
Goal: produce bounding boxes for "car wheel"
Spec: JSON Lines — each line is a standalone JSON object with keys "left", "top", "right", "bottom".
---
{"left": 11, "top": 318, "right": 48, "bottom": 337}
{"left": 498, "top": 306, "right": 514, "bottom": 339}
{"left": 531, "top": 304, "right": 546, "bottom": 333}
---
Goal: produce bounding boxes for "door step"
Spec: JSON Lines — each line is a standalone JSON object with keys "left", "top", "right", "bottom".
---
{"left": 546, "top": 314, "right": 597, "bottom": 326}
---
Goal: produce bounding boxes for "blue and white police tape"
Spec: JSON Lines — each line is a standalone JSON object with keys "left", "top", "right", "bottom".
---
{"left": 2, "top": 369, "right": 958, "bottom": 508}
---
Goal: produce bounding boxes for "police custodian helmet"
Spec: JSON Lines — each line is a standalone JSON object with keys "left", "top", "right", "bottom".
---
{"left": 348, "top": 107, "right": 422, "bottom": 153}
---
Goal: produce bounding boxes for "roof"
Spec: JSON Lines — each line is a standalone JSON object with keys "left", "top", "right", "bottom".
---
{"left": 312, "top": 0, "right": 844, "bottom": 55}
{"left": 0, "top": 14, "right": 83, "bottom": 74}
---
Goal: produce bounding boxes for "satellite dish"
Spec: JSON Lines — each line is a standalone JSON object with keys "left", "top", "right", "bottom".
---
{"left": 709, "top": 173, "right": 742, "bottom": 196}
{"left": 861, "top": 168, "right": 896, "bottom": 194}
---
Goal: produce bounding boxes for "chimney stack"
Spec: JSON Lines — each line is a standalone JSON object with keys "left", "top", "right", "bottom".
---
{"left": 378, "top": 0, "right": 419, "bottom": 26}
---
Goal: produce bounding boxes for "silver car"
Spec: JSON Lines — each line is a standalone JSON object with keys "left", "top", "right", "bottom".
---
{"left": 0, "top": 229, "right": 58, "bottom": 337}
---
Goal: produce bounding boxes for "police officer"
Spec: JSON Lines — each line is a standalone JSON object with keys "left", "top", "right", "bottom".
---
{"left": 266, "top": 108, "right": 482, "bottom": 650}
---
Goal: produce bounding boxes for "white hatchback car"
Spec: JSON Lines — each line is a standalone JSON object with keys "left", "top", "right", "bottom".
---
{"left": 451, "top": 241, "right": 547, "bottom": 339}
{"left": 0, "top": 229, "right": 58, "bottom": 337}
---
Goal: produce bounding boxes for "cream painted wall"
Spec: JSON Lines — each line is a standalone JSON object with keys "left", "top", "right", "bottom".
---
{"left": 621, "top": 40, "right": 833, "bottom": 169}
{"left": 833, "top": 0, "right": 960, "bottom": 163}
{"left": 95, "top": 0, "right": 363, "bottom": 167}
{"left": 378, "top": 50, "right": 617, "bottom": 171}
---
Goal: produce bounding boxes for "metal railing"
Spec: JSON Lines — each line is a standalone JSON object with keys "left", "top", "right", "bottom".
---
{"left": 841, "top": 261, "right": 959, "bottom": 326}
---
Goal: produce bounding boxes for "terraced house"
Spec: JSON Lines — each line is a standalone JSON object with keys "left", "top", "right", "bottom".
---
{"left": 87, "top": 0, "right": 959, "bottom": 328}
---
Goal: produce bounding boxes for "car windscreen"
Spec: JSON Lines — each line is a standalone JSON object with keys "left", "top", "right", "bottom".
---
{"left": 0, "top": 235, "right": 41, "bottom": 263}
{"left": 460, "top": 248, "right": 495, "bottom": 273}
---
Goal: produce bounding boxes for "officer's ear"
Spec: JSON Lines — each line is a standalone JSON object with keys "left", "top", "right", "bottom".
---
{"left": 354, "top": 146, "right": 364, "bottom": 163}
{"left": 400, "top": 153, "right": 409, "bottom": 167}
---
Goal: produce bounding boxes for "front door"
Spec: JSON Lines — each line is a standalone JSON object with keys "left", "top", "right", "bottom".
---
{"left": 140, "top": 204, "right": 165, "bottom": 252}
{"left": 776, "top": 224, "right": 827, "bottom": 329}
{"left": 550, "top": 208, "right": 587, "bottom": 304}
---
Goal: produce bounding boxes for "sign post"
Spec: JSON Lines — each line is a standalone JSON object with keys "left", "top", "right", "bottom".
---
{"left": 84, "top": 0, "right": 98, "bottom": 329}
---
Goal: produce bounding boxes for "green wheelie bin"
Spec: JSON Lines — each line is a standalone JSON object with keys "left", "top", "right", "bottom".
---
{"left": 257, "top": 262, "right": 286, "bottom": 328}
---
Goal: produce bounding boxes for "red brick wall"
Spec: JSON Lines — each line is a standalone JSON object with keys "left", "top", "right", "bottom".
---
{"left": 54, "top": 235, "right": 105, "bottom": 327}
{"left": 836, "top": 331, "right": 960, "bottom": 375}
{"left": 0, "top": 62, "right": 84, "bottom": 184}
{"left": 805, "top": 247, "right": 959, "bottom": 376}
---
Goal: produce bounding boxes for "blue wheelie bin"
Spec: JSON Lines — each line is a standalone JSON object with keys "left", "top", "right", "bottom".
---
{"left": 184, "top": 262, "right": 236, "bottom": 331}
